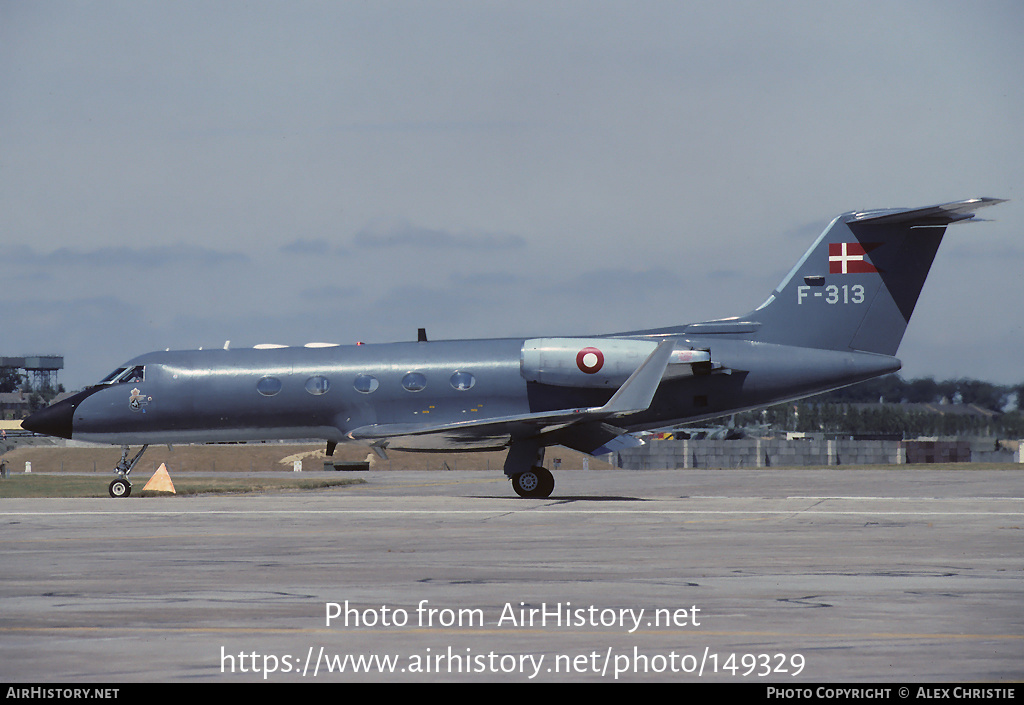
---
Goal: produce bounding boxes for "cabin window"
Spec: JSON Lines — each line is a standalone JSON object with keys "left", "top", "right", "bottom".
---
{"left": 450, "top": 371, "right": 475, "bottom": 391}
{"left": 402, "top": 372, "right": 427, "bottom": 392}
{"left": 305, "top": 376, "right": 330, "bottom": 396}
{"left": 256, "top": 376, "right": 282, "bottom": 396}
{"left": 353, "top": 374, "right": 379, "bottom": 394}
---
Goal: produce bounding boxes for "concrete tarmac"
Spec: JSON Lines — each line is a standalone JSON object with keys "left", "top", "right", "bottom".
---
{"left": 1, "top": 468, "right": 1022, "bottom": 683}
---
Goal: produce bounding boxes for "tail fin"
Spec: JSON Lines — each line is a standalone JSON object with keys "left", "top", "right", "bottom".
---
{"left": 745, "top": 198, "right": 1004, "bottom": 356}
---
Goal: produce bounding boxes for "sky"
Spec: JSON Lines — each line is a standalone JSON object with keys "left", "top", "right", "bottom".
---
{"left": 2, "top": 1, "right": 1023, "bottom": 391}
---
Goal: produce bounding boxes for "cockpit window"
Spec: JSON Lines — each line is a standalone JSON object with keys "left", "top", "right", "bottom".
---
{"left": 100, "top": 368, "right": 127, "bottom": 384}
{"left": 100, "top": 366, "right": 145, "bottom": 384}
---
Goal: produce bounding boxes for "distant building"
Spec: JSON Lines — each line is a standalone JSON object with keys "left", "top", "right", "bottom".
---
{"left": 0, "top": 390, "right": 73, "bottom": 421}
{"left": 0, "top": 391, "right": 30, "bottom": 420}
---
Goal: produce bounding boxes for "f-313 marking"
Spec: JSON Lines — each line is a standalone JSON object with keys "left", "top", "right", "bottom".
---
{"left": 797, "top": 284, "right": 865, "bottom": 305}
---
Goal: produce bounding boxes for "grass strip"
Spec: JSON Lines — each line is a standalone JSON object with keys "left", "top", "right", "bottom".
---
{"left": 0, "top": 475, "right": 366, "bottom": 498}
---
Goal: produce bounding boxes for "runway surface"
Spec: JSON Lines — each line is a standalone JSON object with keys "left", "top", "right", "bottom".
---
{"left": 1, "top": 468, "right": 1022, "bottom": 682}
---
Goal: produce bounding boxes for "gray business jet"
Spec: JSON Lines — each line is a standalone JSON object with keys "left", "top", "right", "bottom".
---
{"left": 22, "top": 198, "right": 1004, "bottom": 498}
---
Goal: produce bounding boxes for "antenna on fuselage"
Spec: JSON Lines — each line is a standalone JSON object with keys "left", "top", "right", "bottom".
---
{"left": 418, "top": 328, "right": 428, "bottom": 342}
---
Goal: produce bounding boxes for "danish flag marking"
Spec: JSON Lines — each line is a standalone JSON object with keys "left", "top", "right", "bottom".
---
{"left": 829, "top": 242, "right": 879, "bottom": 274}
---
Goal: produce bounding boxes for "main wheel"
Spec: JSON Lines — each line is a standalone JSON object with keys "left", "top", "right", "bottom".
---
{"left": 510, "top": 466, "right": 554, "bottom": 498}
{"left": 108, "top": 478, "right": 131, "bottom": 498}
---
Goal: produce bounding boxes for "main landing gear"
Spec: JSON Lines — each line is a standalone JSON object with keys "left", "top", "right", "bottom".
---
{"left": 108, "top": 445, "right": 149, "bottom": 498}
{"left": 505, "top": 439, "right": 555, "bottom": 498}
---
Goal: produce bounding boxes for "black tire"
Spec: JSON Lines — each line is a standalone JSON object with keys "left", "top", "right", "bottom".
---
{"left": 109, "top": 478, "right": 131, "bottom": 498}
{"left": 536, "top": 466, "right": 555, "bottom": 497}
{"left": 510, "top": 466, "right": 554, "bottom": 498}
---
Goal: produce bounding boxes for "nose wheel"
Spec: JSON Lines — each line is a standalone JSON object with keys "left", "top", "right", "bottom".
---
{"left": 107, "top": 445, "right": 148, "bottom": 498}
{"left": 108, "top": 478, "right": 132, "bottom": 498}
{"left": 510, "top": 466, "right": 555, "bottom": 498}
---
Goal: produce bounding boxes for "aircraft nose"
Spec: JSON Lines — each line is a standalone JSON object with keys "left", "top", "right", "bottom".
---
{"left": 21, "top": 398, "right": 75, "bottom": 439}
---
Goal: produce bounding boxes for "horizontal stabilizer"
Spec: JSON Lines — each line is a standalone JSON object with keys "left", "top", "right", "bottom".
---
{"left": 850, "top": 197, "right": 1006, "bottom": 225}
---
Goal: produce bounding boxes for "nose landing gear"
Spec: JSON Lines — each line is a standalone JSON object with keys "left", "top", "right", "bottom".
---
{"left": 107, "top": 445, "right": 149, "bottom": 498}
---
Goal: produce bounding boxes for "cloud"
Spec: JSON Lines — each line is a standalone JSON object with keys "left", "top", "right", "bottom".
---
{"left": 7, "top": 244, "right": 249, "bottom": 268}
{"left": 542, "top": 267, "right": 682, "bottom": 295}
{"left": 298, "top": 285, "right": 361, "bottom": 301}
{"left": 353, "top": 218, "right": 526, "bottom": 251}
{"left": 279, "top": 238, "right": 332, "bottom": 256}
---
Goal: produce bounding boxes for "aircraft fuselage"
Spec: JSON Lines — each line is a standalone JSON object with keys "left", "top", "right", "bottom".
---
{"left": 50, "top": 336, "right": 899, "bottom": 449}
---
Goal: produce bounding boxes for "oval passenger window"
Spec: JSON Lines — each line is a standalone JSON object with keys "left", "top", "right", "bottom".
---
{"left": 450, "top": 371, "right": 475, "bottom": 391}
{"left": 353, "top": 374, "right": 379, "bottom": 394}
{"left": 256, "top": 377, "right": 282, "bottom": 396}
{"left": 305, "top": 376, "right": 330, "bottom": 395}
{"left": 402, "top": 372, "right": 427, "bottom": 392}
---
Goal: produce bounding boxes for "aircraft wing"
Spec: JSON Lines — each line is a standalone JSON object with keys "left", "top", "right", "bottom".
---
{"left": 347, "top": 339, "right": 676, "bottom": 447}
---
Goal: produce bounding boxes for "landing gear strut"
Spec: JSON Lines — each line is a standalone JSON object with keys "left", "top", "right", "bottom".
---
{"left": 108, "top": 445, "right": 149, "bottom": 498}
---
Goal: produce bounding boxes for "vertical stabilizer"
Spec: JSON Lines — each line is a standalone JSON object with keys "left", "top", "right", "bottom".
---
{"left": 746, "top": 198, "right": 1004, "bottom": 356}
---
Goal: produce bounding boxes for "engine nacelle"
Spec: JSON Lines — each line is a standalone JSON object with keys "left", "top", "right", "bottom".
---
{"left": 521, "top": 338, "right": 655, "bottom": 388}
{"left": 521, "top": 337, "right": 709, "bottom": 388}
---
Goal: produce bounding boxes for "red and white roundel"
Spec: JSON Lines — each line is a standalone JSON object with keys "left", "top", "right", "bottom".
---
{"left": 576, "top": 347, "right": 604, "bottom": 374}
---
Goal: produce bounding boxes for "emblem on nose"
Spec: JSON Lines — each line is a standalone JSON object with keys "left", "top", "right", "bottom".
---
{"left": 129, "top": 388, "right": 150, "bottom": 412}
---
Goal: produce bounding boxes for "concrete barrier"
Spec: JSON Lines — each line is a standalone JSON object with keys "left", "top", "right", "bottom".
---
{"left": 614, "top": 438, "right": 1024, "bottom": 469}
{"left": 616, "top": 438, "right": 905, "bottom": 469}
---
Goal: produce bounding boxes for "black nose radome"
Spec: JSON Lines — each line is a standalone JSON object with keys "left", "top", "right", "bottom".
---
{"left": 21, "top": 398, "right": 76, "bottom": 439}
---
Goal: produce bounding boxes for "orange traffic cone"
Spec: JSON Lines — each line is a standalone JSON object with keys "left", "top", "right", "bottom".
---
{"left": 143, "top": 463, "right": 176, "bottom": 493}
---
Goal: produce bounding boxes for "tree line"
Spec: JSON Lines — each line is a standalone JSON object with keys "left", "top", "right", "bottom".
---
{"left": 811, "top": 374, "right": 1020, "bottom": 411}
{"left": 726, "top": 374, "right": 1024, "bottom": 438}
